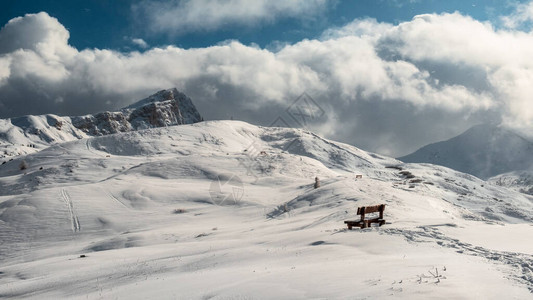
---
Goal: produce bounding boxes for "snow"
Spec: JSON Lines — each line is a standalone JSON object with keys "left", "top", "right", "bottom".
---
{"left": 0, "top": 88, "right": 201, "bottom": 161}
{"left": 398, "top": 124, "right": 533, "bottom": 180}
{"left": 1, "top": 120, "right": 532, "bottom": 299}
{"left": 0, "top": 114, "right": 86, "bottom": 158}
{"left": 490, "top": 169, "right": 533, "bottom": 196}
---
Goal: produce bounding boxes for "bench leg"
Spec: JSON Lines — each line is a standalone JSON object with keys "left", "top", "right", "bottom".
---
{"left": 347, "top": 224, "right": 352, "bottom": 230}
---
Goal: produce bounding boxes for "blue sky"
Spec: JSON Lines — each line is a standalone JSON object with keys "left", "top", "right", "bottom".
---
{"left": 0, "top": 0, "right": 532, "bottom": 156}
{"left": 0, "top": 0, "right": 520, "bottom": 50}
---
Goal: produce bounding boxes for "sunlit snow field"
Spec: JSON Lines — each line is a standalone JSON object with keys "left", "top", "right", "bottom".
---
{"left": 1, "top": 121, "right": 532, "bottom": 299}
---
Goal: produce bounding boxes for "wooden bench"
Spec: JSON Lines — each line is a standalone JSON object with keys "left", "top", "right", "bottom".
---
{"left": 344, "top": 204, "right": 386, "bottom": 229}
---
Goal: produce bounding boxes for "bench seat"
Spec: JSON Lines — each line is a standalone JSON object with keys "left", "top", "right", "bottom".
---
{"left": 345, "top": 204, "right": 386, "bottom": 229}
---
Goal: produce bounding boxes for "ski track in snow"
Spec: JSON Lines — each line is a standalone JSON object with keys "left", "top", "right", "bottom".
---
{"left": 107, "top": 191, "right": 128, "bottom": 208}
{"left": 85, "top": 139, "right": 104, "bottom": 157}
{"left": 60, "top": 188, "right": 81, "bottom": 233}
{"left": 383, "top": 226, "right": 533, "bottom": 292}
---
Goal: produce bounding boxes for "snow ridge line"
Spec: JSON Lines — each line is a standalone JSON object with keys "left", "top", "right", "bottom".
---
{"left": 60, "top": 188, "right": 81, "bottom": 233}
{"left": 382, "top": 227, "right": 533, "bottom": 292}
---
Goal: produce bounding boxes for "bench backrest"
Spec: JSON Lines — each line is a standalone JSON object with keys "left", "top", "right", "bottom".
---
{"left": 357, "top": 204, "right": 385, "bottom": 216}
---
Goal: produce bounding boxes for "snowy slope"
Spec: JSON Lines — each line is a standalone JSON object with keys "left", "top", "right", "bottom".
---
{"left": 0, "top": 88, "right": 202, "bottom": 159}
{"left": 0, "top": 114, "right": 87, "bottom": 158}
{"left": 0, "top": 121, "right": 533, "bottom": 299}
{"left": 398, "top": 124, "right": 533, "bottom": 179}
{"left": 490, "top": 169, "right": 533, "bottom": 195}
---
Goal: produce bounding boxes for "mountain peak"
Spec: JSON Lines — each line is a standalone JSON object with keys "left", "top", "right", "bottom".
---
{"left": 73, "top": 88, "right": 202, "bottom": 135}
{"left": 398, "top": 123, "right": 533, "bottom": 179}
{"left": 0, "top": 89, "right": 203, "bottom": 158}
{"left": 124, "top": 88, "right": 182, "bottom": 110}
{"left": 461, "top": 123, "right": 510, "bottom": 137}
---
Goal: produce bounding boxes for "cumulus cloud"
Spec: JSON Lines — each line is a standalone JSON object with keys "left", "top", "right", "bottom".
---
{"left": 0, "top": 12, "right": 74, "bottom": 58}
{"left": 131, "top": 38, "right": 149, "bottom": 48}
{"left": 0, "top": 11, "right": 532, "bottom": 156}
{"left": 133, "top": 0, "right": 330, "bottom": 34}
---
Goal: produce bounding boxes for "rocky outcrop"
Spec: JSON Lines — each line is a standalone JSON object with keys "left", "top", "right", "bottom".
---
{"left": 0, "top": 88, "right": 203, "bottom": 158}
{"left": 72, "top": 88, "right": 202, "bottom": 135}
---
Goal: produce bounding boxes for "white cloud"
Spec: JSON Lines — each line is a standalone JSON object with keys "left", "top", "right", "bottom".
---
{"left": 489, "top": 66, "right": 533, "bottom": 128}
{"left": 131, "top": 38, "right": 149, "bottom": 48}
{"left": 0, "top": 11, "right": 532, "bottom": 156}
{"left": 501, "top": 1, "right": 533, "bottom": 29}
{"left": 321, "top": 18, "right": 393, "bottom": 40}
{"left": 133, "top": 0, "right": 330, "bottom": 34}
{"left": 0, "top": 12, "right": 76, "bottom": 60}
{"left": 371, "top": 12, "right": 533, "bottom": 127}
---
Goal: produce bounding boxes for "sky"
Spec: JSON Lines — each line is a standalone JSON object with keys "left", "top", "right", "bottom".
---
{"left": 0, "top": 0, "right": 532, "bottom": 157}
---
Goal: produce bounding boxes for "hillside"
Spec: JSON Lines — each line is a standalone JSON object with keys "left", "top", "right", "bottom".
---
{"left": 398, "top": 124, "right": 533, "bottom": 179}
{"left": 0, "top": 88, "right": 202, "bottom": 159}
{"left": 0, "top": 121, "right": 532, "bottom": 299}
{"left": 490, "top": 169, "right": 533, "bottom": 195}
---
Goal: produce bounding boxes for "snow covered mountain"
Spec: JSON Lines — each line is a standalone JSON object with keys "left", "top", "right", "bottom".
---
{"left": 398, "top": 124, "right": 533, "bottom": 180}
{"left": 1, "top": 120, "right": 533, "bottom": 298}
{"left": 490, "top": 169, "right": 533, "bottom": 195}
{"left": 72, "top": 88, "right": 202, "bottom": 135}
{"left": 0, "top": 88, "right": 202, "bottom": 159}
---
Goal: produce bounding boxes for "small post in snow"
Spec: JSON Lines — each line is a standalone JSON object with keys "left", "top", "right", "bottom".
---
{"left": 314, "top": 176, "right": 320, "bottom": 189}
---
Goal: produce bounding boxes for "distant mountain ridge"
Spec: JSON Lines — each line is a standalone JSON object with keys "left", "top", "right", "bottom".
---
{"left": 398, "top": 124, "right": 533, "bottom": 179}
{"left": 0, "top": 88, "right": 202, "bottom": 158}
